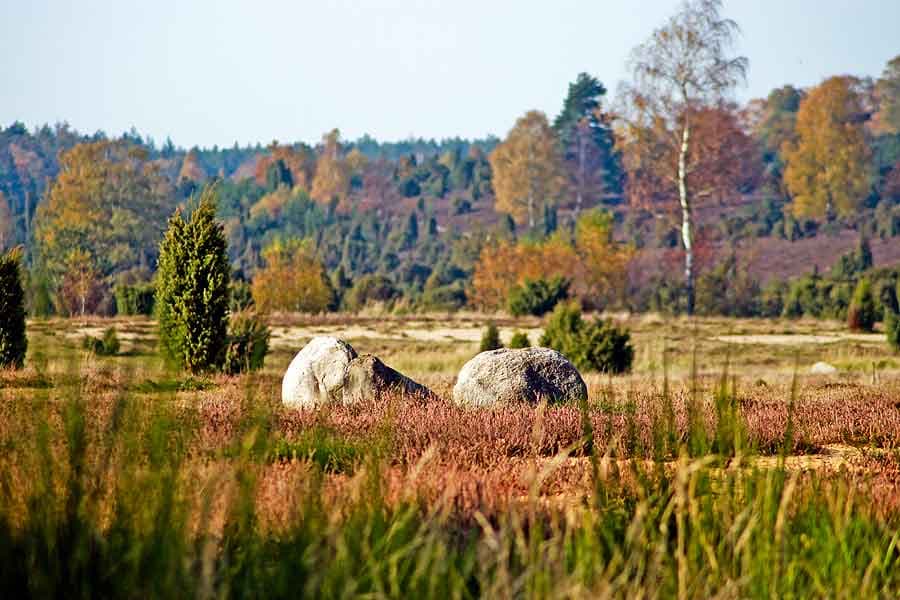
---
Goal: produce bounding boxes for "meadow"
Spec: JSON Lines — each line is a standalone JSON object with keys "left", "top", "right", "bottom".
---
{"left": 1, "top": 313, "right": 899, "bottom": 598}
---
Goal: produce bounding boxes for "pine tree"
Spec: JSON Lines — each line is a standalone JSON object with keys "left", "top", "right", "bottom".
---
{"left": 156, "top": 186, "right": 231, "bottom": 373}
{"left": 0, "top": 247, "right": 27, "bottom": 369}
{"left": 403, "top": 212, "right": 419, "bottom": 250}
{"left": 553, "top": 72, "right": 621, "bottom": 200}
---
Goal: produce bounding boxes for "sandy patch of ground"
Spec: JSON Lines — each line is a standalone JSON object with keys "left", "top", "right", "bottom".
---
{"left": 747, "top": 444, "right": 866, "bottom": 471}
{"left": 269, "top": 325, "right": 545, "bottom": 349}
{"left": 64, "top": 326, "right": 145, "bottom": 341}
{"left": 713, "top": 333, "right": 884, "bottom": 346}
{"left": 541, "top": 444, "right": 867, "bottom": 483}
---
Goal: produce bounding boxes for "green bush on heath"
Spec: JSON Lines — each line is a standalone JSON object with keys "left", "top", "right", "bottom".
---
{"left": 83, "top": 328, "right": 120, "bottom": 356}
{"left": 114, "top": 282, "right": 155, "bottom": 316}
{"left": 223, "top": 311, "right": 270, "bottom": 375}
{"left": 508, "top": 331, "right": 531, "bottom": 349}
{"left": 479, "top": 322, "right": 502, "bottom": 352}
{"left": 540, "top": 301, "right": 634, "bottom": 374}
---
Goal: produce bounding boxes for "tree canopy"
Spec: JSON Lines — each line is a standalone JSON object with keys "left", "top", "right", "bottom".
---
{"left": 783, "top": 76, "right": 873, "bottom": 220}
{"left": 489, "top": 111, "right": 564, "bottom": 228}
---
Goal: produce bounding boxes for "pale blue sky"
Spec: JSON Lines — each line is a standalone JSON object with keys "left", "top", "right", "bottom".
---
{"left": 2, "top": 0, "right": 898, "bottom": 148}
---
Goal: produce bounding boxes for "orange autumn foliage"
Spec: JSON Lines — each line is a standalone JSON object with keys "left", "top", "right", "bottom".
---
{"left": 254, "top": 142, "right": 316, "bottom": 191}
{"left": 251, "top": 238, "right": 333, "bottom": 314}
{"left": 311, "top": 129, "right": 351, "bottom": 206}
{"left": 471, "top": 210, "right": 632, "bottom": 311}
{"left": 471, "top": 237, "right": 577, "bottom": 311}
{"left": 178, "top": 149, "right": 208, "bottom": 183}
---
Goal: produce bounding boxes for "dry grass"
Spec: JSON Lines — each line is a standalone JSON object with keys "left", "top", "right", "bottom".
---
{"left": 3, "top": 314, "right": 900, "bottom": 596}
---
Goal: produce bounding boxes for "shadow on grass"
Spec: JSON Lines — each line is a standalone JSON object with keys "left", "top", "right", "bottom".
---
{"left": 0, "top": 371, "right": 53, "bottom": 390}
{"left": 130, "top": 376, "right": 215, "bottom": 394}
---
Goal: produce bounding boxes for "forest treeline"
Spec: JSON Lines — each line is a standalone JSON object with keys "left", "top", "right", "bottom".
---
{"left": 1, "top": 1, "right": 899, "bottom": 321}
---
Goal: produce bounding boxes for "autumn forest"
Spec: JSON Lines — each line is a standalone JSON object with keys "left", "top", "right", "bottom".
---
{"left": 1, "top": 9, "right": 899, "bottom": 323}
{"left": 6, "top": 1, "right": 900, "bottom": 597}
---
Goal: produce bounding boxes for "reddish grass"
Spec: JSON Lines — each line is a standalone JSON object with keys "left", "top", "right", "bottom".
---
{"left": 4, "top": 369, "right": 900, "bottom": 526}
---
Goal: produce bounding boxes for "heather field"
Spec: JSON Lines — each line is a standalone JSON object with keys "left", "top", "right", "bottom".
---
{"left": 2, "top": 314, "right": 900, "bottom": 598}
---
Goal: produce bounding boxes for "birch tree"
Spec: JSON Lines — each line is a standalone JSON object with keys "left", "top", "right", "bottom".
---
{"left": 622, "top": 0, "right": 748, "bottom": 314}
{"left": 489, "top": 111, "right": 564, "bottom": 229}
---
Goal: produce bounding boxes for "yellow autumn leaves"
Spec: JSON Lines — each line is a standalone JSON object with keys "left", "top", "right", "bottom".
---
{"left": 783, "top": 76, "right": 873, "bottom": 220}
{"left": 489, "top": 111, "right": 565, "bottom": 229}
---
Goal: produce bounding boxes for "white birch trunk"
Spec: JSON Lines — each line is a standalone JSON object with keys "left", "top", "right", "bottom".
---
{"left": 678, "top": 120, "right": 695, "bottom": 315}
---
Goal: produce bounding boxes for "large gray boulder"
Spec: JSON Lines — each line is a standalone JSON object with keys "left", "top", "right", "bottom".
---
{"left": 282, "top": 337, "right": 358, "bottom": 408}
{"left": 342, "top": 354, "right": 436, "bottom": 403}
{"left": 453, "top": 347, "right": 587, "bottom": 407}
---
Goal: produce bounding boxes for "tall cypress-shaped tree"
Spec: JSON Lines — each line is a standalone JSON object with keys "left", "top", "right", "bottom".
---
{"left": 156, "top": 186, "right": 230, "bottom": 373}
{"left": 0, "top": 247, "right": 27, "bottom": 369}
{"left": 553, "top": 73, "right": 621, "bottom": 201}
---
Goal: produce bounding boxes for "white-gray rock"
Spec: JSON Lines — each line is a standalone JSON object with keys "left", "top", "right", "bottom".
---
{"left": 453, "top": 347, "right": 587, "bottom": 407}
{"left": 810, "top": 361, "right": 838, "bottom": 375}
{"left": 342, "top": 354, "right": 436, "bottom": 404}
{"left": 282, "top": 337, "right": 358, "bottom": 408}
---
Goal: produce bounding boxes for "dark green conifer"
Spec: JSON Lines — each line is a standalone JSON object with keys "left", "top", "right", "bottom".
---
{"left": 156, "top": 186, "right": 230, "bottom": 373}
{"left": 0, "top": 248, "right": 27, "bottom": 369}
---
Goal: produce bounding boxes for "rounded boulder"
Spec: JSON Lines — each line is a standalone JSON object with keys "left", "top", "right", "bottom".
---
{"left": 282, "top": 337, "right": 358, "bottom": 408}
{"left": 453, "top": 347, "right": 587, "bottom": 407}
{"left": 810, "top": 361, "right": 838, "bottom": 375}
{"left": 342, "top": 354, "right": 436, "bottom": 403}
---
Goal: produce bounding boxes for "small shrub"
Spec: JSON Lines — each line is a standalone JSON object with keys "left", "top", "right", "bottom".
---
{"left": 759, "top": 280, "right": 787, "bottom": 318}
{"left": 847, "top": 278, "right": 877, "bottom": 332}
{"left": 229, "top": 280, "right": 254, "bottom": 312}
{"left": 576, "top": 319, "right": 634, "bottom": 374}
{"left": 114, "top": 282, "right": 155, "bottom": 316}
{"left": 0, "top": 248, "right": 27, "bottom": 369}
{"left": 887, "top": 310, "right": 900, "bottom": 352}
{"left": 479, "top": 322, "right": 502, "bottom": 352}
{"left": 83, "top": 328, "right": 120, "bottom": 356}
{"left": 27, "top": 272, "right": 54, "bottom": 318}
{"left": 223, "top": 311, "right": 270, "bottom": 375}
{"left": 508, "top": 331, "right": 530, "bottom": 349}
{"left": 539, "top": 302, "right": 634, "bottom": 374}
{"left": 507, "top": 277, "right": 570, "bottom": 317}
{"left": 539, "top": 302, "right": 583, "bottom": 354}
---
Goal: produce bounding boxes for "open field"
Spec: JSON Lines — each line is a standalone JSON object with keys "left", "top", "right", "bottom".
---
{"left": 2, "top": 314, "right": 900, "bottom": 597}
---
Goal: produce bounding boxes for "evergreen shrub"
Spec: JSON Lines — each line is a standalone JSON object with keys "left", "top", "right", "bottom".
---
{"left": 156, "top": 186, "right": 231, "bottom": 373}
{"left": 479, "top": 322, "right": 502, "bottom": 352}
{"left": 508, "top": 331, "right": 530, "bottom": 349}
{"left": 0, "top": 248, "right": 27, "bottom": 369}
{"left": 540, "top": 302, "right": 634, "bottom": 374}
{"left": 223, "top": 311, "right": 270, "bottom": 375}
